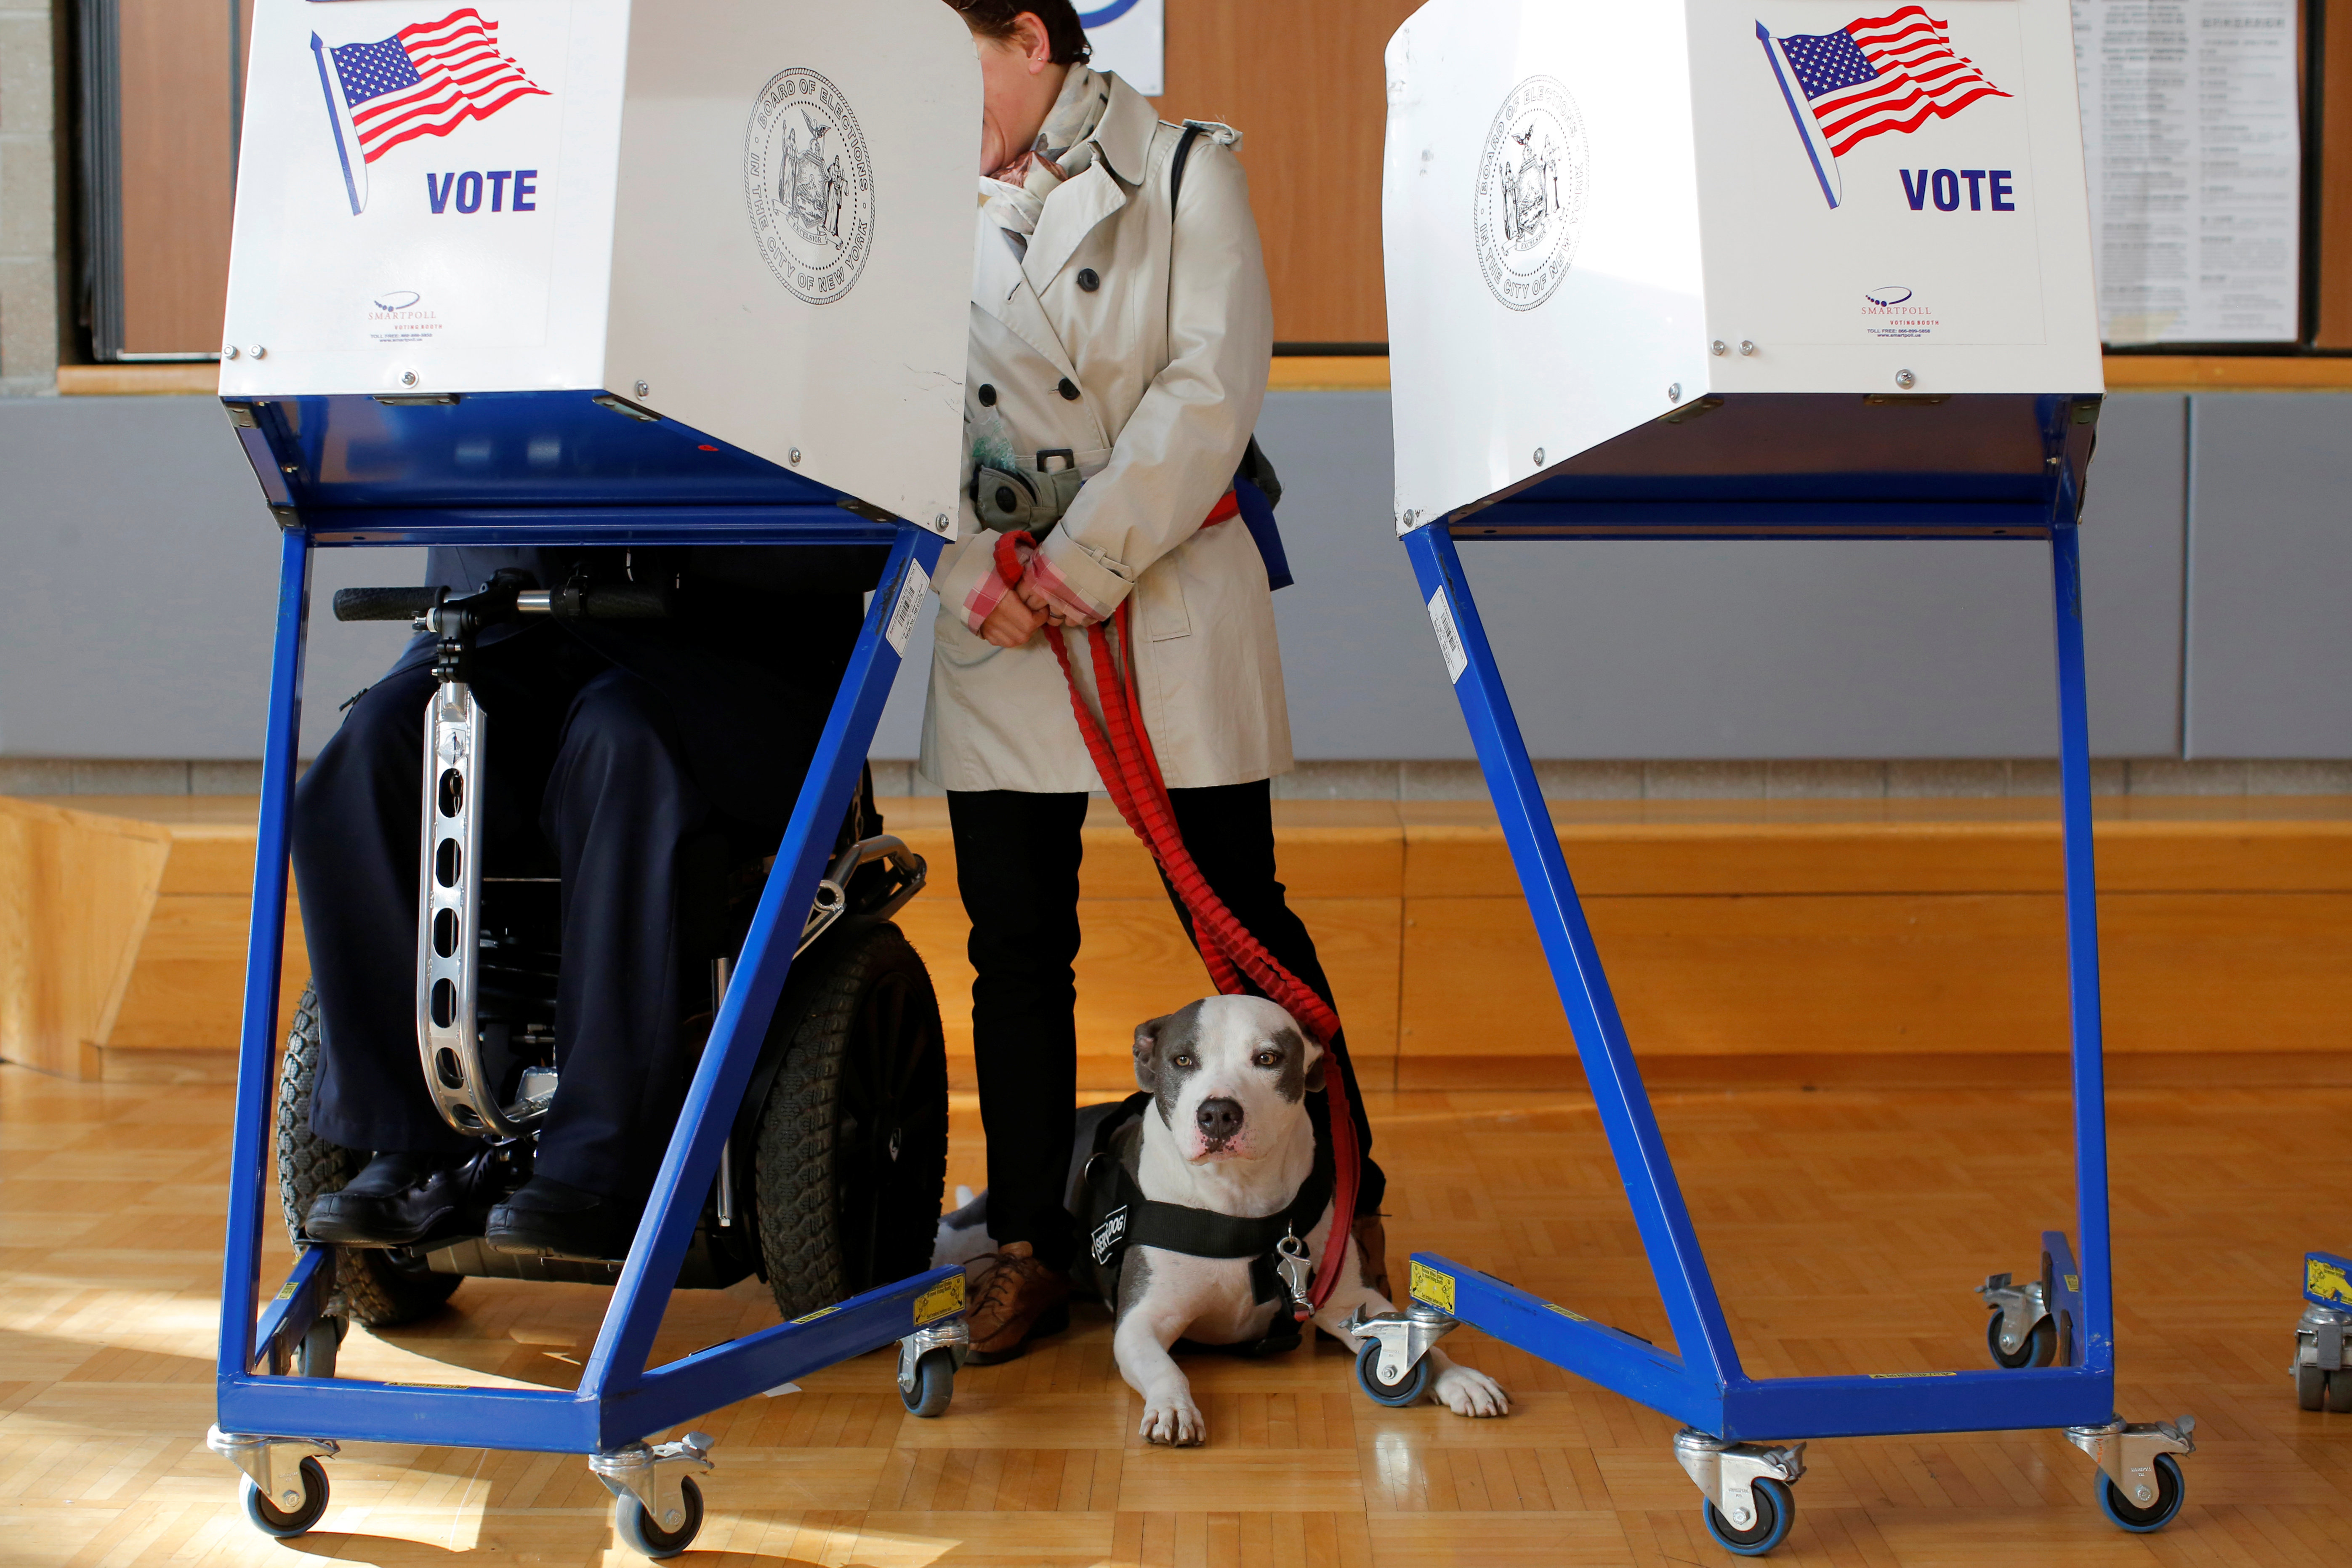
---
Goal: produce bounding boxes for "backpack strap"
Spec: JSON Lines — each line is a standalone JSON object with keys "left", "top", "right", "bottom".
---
{"left": 1168, "top": 118, "right": 1237, "bottom": 210}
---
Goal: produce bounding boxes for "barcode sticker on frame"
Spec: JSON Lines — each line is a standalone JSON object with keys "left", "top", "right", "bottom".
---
{"left": 1427, "top": 585, "right": 1468, "bottom": 684}
{"left": 885, "top": 559, "right": 931, "bottom": 655}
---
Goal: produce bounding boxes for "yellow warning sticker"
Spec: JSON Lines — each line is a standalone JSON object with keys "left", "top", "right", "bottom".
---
{"left": 2310, "top": 1257, "right": 2352, "bottom": 1304}
{"left": 1868, "top": 1371, "right": 1957, "bottom": 1380}
{"left": 1544, "top": 1302, "right": 1590, "bottom": 1323}
{"left": 2063, "top": 1274, "right": 2080, "bottom": 1293}
{"left": 790, "top": 1305, "right": 840, "bottom": 1326}
{"left": 1409, "top": 1260, "right": 1456, "bottom": 1315}
{"left": 273, "top": 1282, "right": 299, "bottom": 1301}
{"left": 913, "top": 1274, "right": 966, "bottom": 1326}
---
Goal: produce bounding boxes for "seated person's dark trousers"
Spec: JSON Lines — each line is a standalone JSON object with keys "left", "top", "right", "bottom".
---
{"left": 293, "top": 627, "right": 710, "bottom": 1198}
{"left": 947, "top": 780, "right": 1389, "bottom": 1271}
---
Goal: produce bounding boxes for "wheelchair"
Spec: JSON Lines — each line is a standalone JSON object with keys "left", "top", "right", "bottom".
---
{"left": 270, "top": 570, "right": 955, "bottom": 1399}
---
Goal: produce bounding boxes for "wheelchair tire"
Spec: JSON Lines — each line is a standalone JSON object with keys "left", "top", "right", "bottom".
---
{"left": 277, "top": 985, "right": 462, "bottom": 1327}
{"left": 752, "top": 922, "right": 949, "bottom": 1322}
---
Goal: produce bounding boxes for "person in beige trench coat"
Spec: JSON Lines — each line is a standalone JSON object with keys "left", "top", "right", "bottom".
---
{"left": 927, "top": 1, "right": 1389, "bottom": 1366}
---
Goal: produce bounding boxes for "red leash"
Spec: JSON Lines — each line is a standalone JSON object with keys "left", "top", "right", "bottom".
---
{"left": 994, "top": 523, "right": 1362, "bottom": 1315}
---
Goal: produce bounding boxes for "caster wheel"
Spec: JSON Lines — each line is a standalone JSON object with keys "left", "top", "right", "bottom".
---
{"left": 2095, "top": 1451, "right": 2184, "bottom": 1533}
{"left": 295, "top": 1317, "right": 341, "bottom": 1379}
{"left": 2327, "top": 1371, "right": 2352, "bottom": 1414}
{"left": 614, "top": 1475, "right": 703, "bottom": 1559}
{"left": 1986, "top": 1310, "right": 2056, "bottom": 1370}
{"left": 243, "top": 1456, "right": 329, "bottom": 1539}
{"left": 1354, "top": 1339, "right": 1432, "bottom": 1407}
{"left": 1703, "top": 1474, "right": 1794, "bottom": 1557}
{"left": 901, "top": 1347, "right": 955, "bottom": 1417}
{"left": 2298, "top": 1363, "right": 2326, "bottom": 1410}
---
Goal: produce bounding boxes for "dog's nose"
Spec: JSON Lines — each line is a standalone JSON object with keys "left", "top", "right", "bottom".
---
{"left": 1195, "top": 1097, "right": 1244, "bottom": 1141}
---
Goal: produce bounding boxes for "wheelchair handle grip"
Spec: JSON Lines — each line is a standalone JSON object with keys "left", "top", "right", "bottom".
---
{"left": 333, "top": 586, "right": 441, "bottom": 622}
{"left": 518, "top": 585, "right": 675, "bottom": 620}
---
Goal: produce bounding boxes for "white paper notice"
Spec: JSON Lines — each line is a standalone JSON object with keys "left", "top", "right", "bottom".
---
{"left": 2072, "top": 0, "right": 2302, "bottom": 343}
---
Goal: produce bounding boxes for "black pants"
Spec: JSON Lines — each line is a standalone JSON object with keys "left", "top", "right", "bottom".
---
{"left": 293, "top": 628, "right": 712, "bottom": 1198}
{"left": 947, "top": 780, "right": 1387, "bottom": 1270}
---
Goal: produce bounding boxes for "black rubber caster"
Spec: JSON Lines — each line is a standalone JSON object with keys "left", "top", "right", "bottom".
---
{"left": 1354, "top": 1338, "right": 1432, "bottom": 1407}
{"left": 1987, "top": 1310, "right": 2057, "bottom": 1370}
{"left": 243, "top": 1456, "right": 330, "bottom": 1539}
{"left": 2094, "top": 1451, "right": 2184, "bottom": 1533}
{"left": 2297, "top": 1363, "right": 2325, "bottom": 1410}
{"left": 294, "top": 1317, "right": 343, "bottom": 1379}
{"left": 1703, "top": 1474, "right": 1795, "bottom": 1556}
{"left": 901, "top": 1347, "right": 955, "bottom": 1417}
{"left": 614, "top": 1475, "right": 704, "bottom": 1558}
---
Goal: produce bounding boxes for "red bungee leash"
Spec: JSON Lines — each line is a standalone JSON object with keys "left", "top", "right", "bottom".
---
{"left": 994, "top": 523, "right": 1363, "bottom": 1315}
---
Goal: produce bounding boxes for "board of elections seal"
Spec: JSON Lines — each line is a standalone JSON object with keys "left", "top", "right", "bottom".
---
{"left": 745, "top": 67, "right": 874, "bottom": 305}
{"left": 1472, "top": 75, "right": 1588, "bottom": 311}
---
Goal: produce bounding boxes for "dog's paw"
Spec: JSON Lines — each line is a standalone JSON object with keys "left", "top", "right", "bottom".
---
{"left": 1139, "top": 1393, "right": 1206, "bottom": 1447}
{"left": 1433, "top": 1364, "right": 1510, "bottom": 1419}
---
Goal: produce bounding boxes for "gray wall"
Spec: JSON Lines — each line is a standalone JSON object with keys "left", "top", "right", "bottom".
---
{"left": 3, "top": 389, "right": 2345, "bottom": 768}
{"left": 0, "top": 396, "right": 423, "bottom": 760}
{"left": 2185, "top": 397, "right": 2352, "bottom": 758}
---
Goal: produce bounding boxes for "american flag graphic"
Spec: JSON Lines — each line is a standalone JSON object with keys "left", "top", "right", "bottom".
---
{"left": 326, "top": 9, "right": 547, "bottom": 165}
{"left": 1757, "top": 8, "right": 2007, "bottom": 208}
{"left": 1767, "top": 8, "right": 2006, "bottom": 156}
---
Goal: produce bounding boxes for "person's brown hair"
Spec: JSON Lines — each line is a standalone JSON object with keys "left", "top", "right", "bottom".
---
{"left": 942, "top": 0, "right": 1092, "bottom": 66}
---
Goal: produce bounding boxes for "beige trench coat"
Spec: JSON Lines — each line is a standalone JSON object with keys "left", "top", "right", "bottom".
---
{"left": 917, "top": 74, "right": 1288, "bottom": 795}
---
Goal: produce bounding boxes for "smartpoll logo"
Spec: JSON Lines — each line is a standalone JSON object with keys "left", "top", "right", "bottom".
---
{"left": 309, "top": 8, "right": 548, "bottom": 216}
{"left": 1755, "top": 6, "right": 2008, "bottom": 209}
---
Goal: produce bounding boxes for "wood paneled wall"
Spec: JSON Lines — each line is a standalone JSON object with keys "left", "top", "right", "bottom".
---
{"left": 2319, "top": 0, "right": 2352, "bottom": 346}
{"left": 112, "top": 0, "right": 238, "bottom": 356}
{"left": 1149, "top": 0, "right": 1416, "bottom": 345}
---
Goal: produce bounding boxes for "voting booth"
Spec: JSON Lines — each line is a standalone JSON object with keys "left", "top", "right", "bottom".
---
{"left": 209, "top": 1, "right": 976, "bottom": 1550}
{"left": 1363, "top": 0, "right": 2192, "bottom": 1551}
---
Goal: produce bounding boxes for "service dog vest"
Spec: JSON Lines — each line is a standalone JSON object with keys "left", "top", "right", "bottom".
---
{"left": 1074, "top": 1091, "right": 1335, "bottom": 1356}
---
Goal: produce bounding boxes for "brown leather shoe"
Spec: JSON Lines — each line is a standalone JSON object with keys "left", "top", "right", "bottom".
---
{"left": 964, "top": 1241, "right": 1072, "bottom": 1364}
{"left": 1352, "top": 1214, "right": 1393, "bottom": 1300}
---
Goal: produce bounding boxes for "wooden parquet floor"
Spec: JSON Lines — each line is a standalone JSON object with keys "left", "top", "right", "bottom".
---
{"left": 6, "top": 1060, "right": 2350, "bottom": 1565}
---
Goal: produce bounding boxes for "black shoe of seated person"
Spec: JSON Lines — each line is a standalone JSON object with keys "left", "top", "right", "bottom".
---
{"left": 305, "top": 1150, "right": 469, "bottom": 1247}
{"left": 485, "top": 1176, "right": 637, "bottom": 1261}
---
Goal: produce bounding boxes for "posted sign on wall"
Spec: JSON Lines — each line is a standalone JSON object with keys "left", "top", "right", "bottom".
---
{"left": 2071, "top": 0, "right": 2301, "bottom": 345}
{"left": 1080, "top": 0, "right": 1163, "bottom": 96}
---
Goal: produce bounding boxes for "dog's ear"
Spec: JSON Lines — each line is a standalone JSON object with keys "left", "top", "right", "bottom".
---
{"left": 1304, "top": 1038, "right": 1327, "bottom": 1093}
{"left": 1132, "top": 1014, "right": 1170, "bottom": 1092}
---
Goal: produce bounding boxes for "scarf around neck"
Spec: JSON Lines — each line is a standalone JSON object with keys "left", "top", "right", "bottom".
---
{"left": 976, "top": 65, "right": 1112, "bottom": 254}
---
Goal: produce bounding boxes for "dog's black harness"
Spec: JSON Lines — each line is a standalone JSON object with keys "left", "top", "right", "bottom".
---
{"left": 1076, "top": 1092, "right": 1335, "bottom": 1356}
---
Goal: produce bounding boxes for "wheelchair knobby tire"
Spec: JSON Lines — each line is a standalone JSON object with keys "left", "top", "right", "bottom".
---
{"left": 277, "top": 985, "right": 462, "bottom": 1327}
{"left": 753, "top": 922, "right": 949, "bottom": 1322}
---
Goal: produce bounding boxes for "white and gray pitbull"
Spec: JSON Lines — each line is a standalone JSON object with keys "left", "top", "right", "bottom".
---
{"left": 935, "top": 994, "right": 1509, "bottom": 1446}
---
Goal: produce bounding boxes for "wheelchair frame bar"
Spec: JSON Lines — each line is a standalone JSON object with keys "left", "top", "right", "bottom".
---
{"left": 216, "top": 515, "right": 953, "bottom": 1453}
{"left": 295, "top": 505, "right": 909, "bottom": 548}
{"left": 1397, "top": 511, "right": 2116, "bottom": 1441}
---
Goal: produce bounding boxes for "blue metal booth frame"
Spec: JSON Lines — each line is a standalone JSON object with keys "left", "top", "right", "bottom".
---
{"left": 213, "top": 391, "right": 963, "bottom": 1472}
{"left": 1378, "top": 390, "right": 2192, "bottom": 1547}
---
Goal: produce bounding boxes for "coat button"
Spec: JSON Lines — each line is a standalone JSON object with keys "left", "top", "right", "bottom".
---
{"left": 1058, "top": 378, "right": 1080, "bottom": 400}
{"left": 1077, "top": 268, "right": 1100, "bottom": 292}
{"left": 977, "top": 383, "right": 997, "bottom": 407}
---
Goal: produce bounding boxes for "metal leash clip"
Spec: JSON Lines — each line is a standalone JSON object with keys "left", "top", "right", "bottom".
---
{"left": 1275, "top": 1230, "right": 1314, "bottom": 1320}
